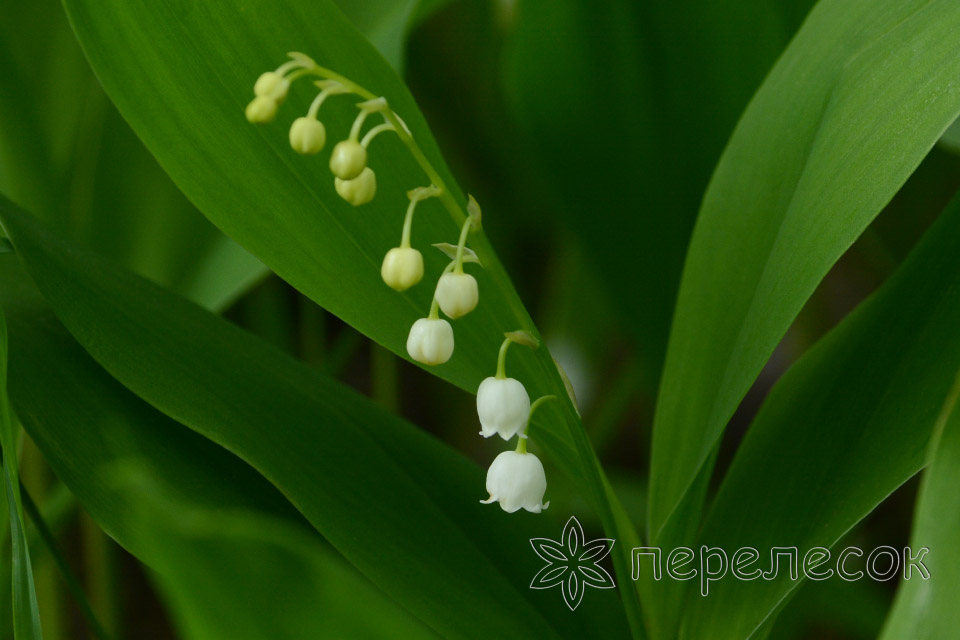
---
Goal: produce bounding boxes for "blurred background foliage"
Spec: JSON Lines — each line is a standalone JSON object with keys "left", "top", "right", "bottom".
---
{"left": 0, "top": 0, "right": 958, "bottom": 637}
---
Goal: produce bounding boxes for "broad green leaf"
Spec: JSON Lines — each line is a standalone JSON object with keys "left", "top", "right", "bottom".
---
{"left": 0, "top": 39, "right": 51, "bottom": 218}
{"left": 0, "top": 255, "right": 557, "bottom": 639}
{"left": 0, "top": 0, "right": 267, "bottom": 312}
{"left": 879, "top": 370, "right": 960, "bottom": 639}
{"left": 0, "top": 310, "right": 42, "bottom": 639}
{"left": 0, "top": 257, "right": 435, "bottom": 639}
{"left": 682, "top": 192, "right": 960, "bottom": 639}
{"left": 71, "top": 107, "right": 269, "bottom": 312}
{"left": 335, "top": 0, "right": 416, "bottom": 71}
{"left": 336, "top": 0, "right": 458, "bottom": 71}
{"left": 503, "top": 0, "right": 812, "bottom": 383}
{"left": 0, "top": 201, "right": 629, "bottom": 638}
{"left": 115, "top": 468, "right": 437, "bottom": 640}
{"left": 767, "top": 574, "right": 889, "bottom": 640}
{"left": 59, "top": 0, "right": 643, "bottom": 630}
{"left": 649, "top": 0, "right": 960, "bottom": 560}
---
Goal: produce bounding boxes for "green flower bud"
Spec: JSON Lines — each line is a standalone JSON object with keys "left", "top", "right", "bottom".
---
{"left": 335, "top": 167, "right": 376, "bottom": 206}
{"left": 329, "top": 140, "right": 367, "bottom": 180}
{"left": 254, "top": 71, "right": 289, "bottom": 100}
{"left": 245, "top": 96, "right": 278, "bottom": 123}
{"left": 406, "top": 318, "right": 454, "bottom": 366}
{"left": 434, "top": 272, "right": 478, "bottom": 319}
{"left": 289, "top": 117, "right": 326, "bottom": 155}
{"left": 381, "top": 247, "right": 424, "bottom": 291}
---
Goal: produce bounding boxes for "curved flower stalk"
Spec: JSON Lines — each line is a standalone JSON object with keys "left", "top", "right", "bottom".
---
{"left": 246, "top": 53, "right": 487, "bottom": 366}
{"left": 381, "top": 186, "right": 439, "bottom": 291}
{"left": 245, "top": 55, "right": 552, "bottom": 512}
{"left": 245, "top": 52, "right": 468, "bottom": 222}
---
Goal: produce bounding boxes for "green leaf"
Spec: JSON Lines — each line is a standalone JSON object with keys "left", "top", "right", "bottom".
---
{"left": 58, "top": 0, "right": 643, "bottom": 631}
{"left": 0, "top": 200, "right": 629, "bottom": 638}
{"left": 334, "top": 0, "right": 417, "bottom": 71}
{"left": 113, "top": 468, "right": 437, "bottom": 640}
{"left": 0, "top": 257, "right": 433, "bottom": 639}
{"left": 0, "top": 256, "right": 544, "bottom": 639}
{"left": 682, "top": 191, "right": 960, "bottom": 639}
{"left": 0, "top": 310, "right": 43, "bottom": 639}
{"left": 502, "top": 0, "right": 813, "bottom": 381}
{"left": 649, "top": 0, "right": 960, "bottom": 559}
{"left": 879, "top": 369, "right": 960, "bottom": 639}
{"left": 16, "top": 488, "right": 110, "bottom": 640}
{"left": 0, "top": 0, "right": 268, "bottom": 313}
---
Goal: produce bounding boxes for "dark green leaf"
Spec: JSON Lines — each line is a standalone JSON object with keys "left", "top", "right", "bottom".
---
{"left": 0, "top": 309, "right": 43, "bottom": 639}
{"left": 879, "top": 370, "right": 960, "bottom": 639}
{"left": 0, "top": 201, "right": 629, "bottom": 638}
{"left": 683, "top": 192, "right": 960, "bottom": 638}
{"left": 115, "top": 469, "right": 437, "bottom": 640}
{"left": 650, "top": 0, "right": 960, "bottom": 567}
{"left": 58, "top": 0, "right": 643, "bottom": 630}
{"left": 0, "top": 0, "right": 267, "bottom": 312}
{"left": 0, "top": 257, "right": 502, "bottom": 639}
{"left": 503, "top": 0, "right": 812, "bottom": 382}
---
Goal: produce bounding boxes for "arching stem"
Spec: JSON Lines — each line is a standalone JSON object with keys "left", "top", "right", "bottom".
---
{"left": 516, "top": 395, "right": 558, "bottom": 453}
{"left": 400, "top": 185, "right": 440, "bottom": 249}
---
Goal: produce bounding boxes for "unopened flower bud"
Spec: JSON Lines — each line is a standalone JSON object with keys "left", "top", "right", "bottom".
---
{"left": 254, "top": 72, "right": 290, "bottom": 101}
{"left": 406, "top": 318, "right": 454, "bottom": 366}
{"left": 477, "top": 376, "right": 531, "bottom": 440}
{"left": 480, "top": 451, "right": 549, "bottom": 513}
{"left": 435, "top": 272, "right": 478, "bottom": 319}
{"left": 335, "top": 167, "right": 376, "bottom": 206}
{"left": 289, "top": 117, "right": 326, "bottom": 154}
{"left": 245, "top": 96, "right": 279, "bottom": 123}
{"left": 381, "top": 247, "right": 423, "bottom": 291}
{"left": 329, "top": 140, "right": 367, "bottom": 180}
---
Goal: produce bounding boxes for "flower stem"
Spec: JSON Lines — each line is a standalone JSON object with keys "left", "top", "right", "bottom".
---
{"left": 400, "top": 198, "right": 418, "bottom": 249}
{"left": 307, "top": 84, "right": 346, "bottom": 119}
{"left": 452, "top": 215, "right": 472, "bottom": 274}
{"left": 516, "top": 395, "right": 558, "bottom": 453}
{"left": 361, "top": 122, "right": 394, "bottom": 148}
{"left": 495, "top": 337, "right": 512, "bottom": 379}
{"left": 275, "top": 60, "right": 302, "bottom": 76}
{"left": 400, "top": 186, "right": 440, "bottom": 249}
{"left": 295, "top": 63, "right": 470, "bottom": 229}
{"left": 348, "top": 108, "right": 371, "bottom": 141}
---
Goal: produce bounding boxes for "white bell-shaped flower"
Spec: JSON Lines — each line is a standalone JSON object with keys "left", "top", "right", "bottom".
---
{"left": 434, "top": 272, "right": 478, "bottom": 319}
{"left": 335, "top": 167, "right": 376, "bottom": 206}
{"left": 329, "top": 140, "right": 367, "bottom": 180}
{"left": 289, "top": 117, "right": 326, "bottom": 155}
{"left": 480, "top": 451, "right": 549, "bottom": 513}
{"left": 254, "top": 71, "right": 290, "bottom": 101}
{"left": 381, "top": 247, "right": 423, "bottom": 291}
{"left": 406, "top": 318, "right": 454, "bottom": 365}
{"left": 245, "top": 96, "right": 278, "bottom": 123}
{"left": 477, "top": 376, "right": 530, "bottom": 440}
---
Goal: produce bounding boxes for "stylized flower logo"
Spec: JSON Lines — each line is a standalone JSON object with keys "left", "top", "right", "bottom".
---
{"left": 530, "top": 516, "right": 616, "bottom": 610}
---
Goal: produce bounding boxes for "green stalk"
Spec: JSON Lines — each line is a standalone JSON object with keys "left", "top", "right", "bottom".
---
{"left": 20, "top": 489, "right": 111, "bottom": 640}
